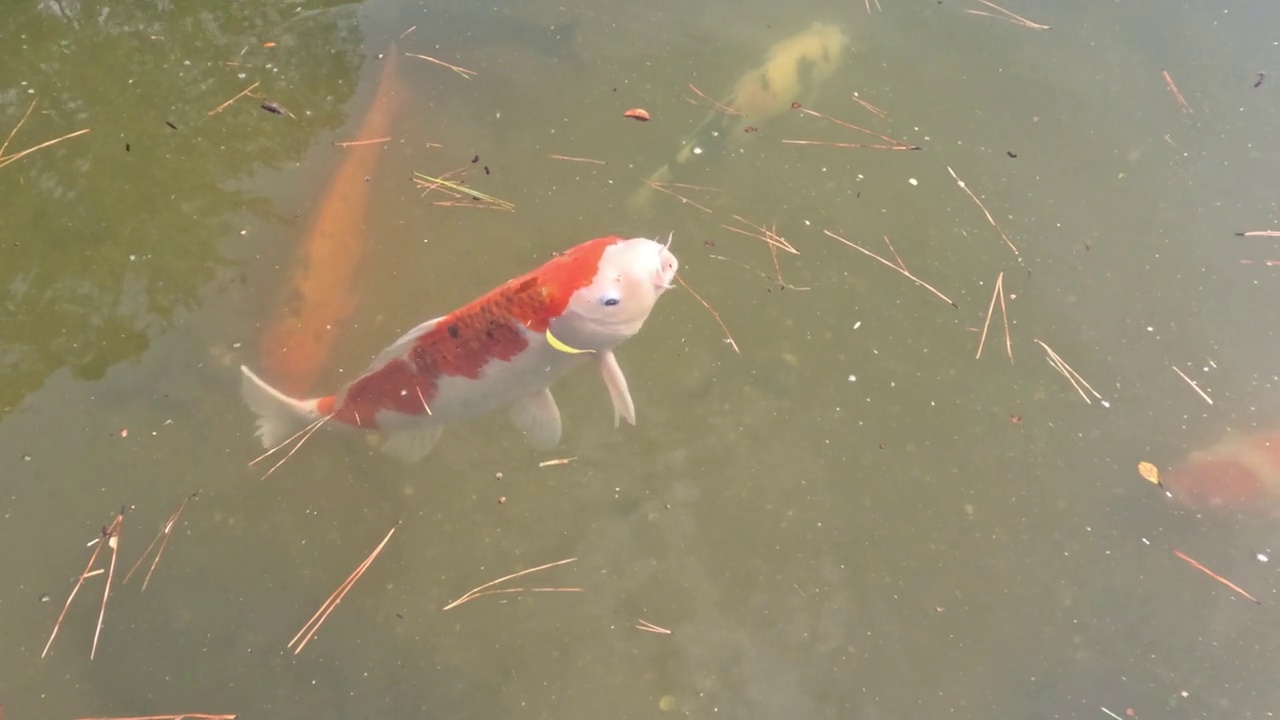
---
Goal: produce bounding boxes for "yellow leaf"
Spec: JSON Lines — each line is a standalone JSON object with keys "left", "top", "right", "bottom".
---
{"left": 1138, "top": 461, "right": 1162, "bottom": 486}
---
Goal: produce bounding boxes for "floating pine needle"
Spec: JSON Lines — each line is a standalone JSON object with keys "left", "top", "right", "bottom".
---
{"left": 412, "top": 171, "right": 514, "bottom": 210}
{"left": 1235, "top": 230, "right": 1280, "bottom": 237}
{"left": 636, "top": 618, "right": 672, "bottom": 634}
{"left": 400, "top": 25, "right": 418, "bottom": 39}
{"left": 676, "top": 275, "right": 740, "bottom": 354}
{"left": 824, "top": 231, "right": 957, "bottom": 308}
{"left": 1137, "top": 461, "right": 1163, "bottom": 489}
{"left": 124, "top": 491, "right": 199, "bottom": 591}
{"left": 0, "top": 99, "right": 92, "bottom": 171}
{"left": 723, "top": 214, "right": 799, "bottom": 254}
{"left": 403, "top": 52, "right": 476, "bottom": 79}
{"left": 975, "top": 271, "right": 1012, "bottom": 362}
{"left": 864, "top": 0, "right": 882, "bottom": 13}
{"left": 548, "top": 153, "right": 606, "bottom": 165}
{"left": 766, "top": 228, "right": 808, "bottom": 290}
{"left": 946, "top": 166, "right": 1018, "bottom": 254}
{"left": 708, "top": 253, "right": 810, "bottom": 291}
{"left": 208, "top": 81, "right": 261, "bottom": 116}
{"left": 683, "top": 84, "right": 743, "bottom": 116}
{"left": 851, "top": 94, "right": 888, "bottom": 119}
{"left": 1239, "top": 259, "right": 1280, "bottom": 267}
{"left": 444, "top": 557, "right": 579, "bottom": 610}
{"left": 538, "top": 457, "right": 576, "bottom": 467}
{"left": 90, "top": 510, "right": 123, "bottom": 661}
{"left": 289, "top": 523, "right": 399, "bottom": 654}
{"left": 1171, "top": 366, "right": 1213, "bottom": 405}
{"left": 965, "top": 0, "right": 1051, "bottom": 29}
{"left": 76, "top": 713, "right": 238, "bottom": 720}
{"left": 333, "top": 136, "right": 392, "bottom": 148}
{"left": 248, "top": 414, "right": 334, "bottom": 480}
{"left": 1034, "top": 339, "right": 1102, "bottom": 404}
{"left": 1162, "top": 70, "right": 1192, "bottom": 113}
{"left": 790, "top": 104, "right": 918, "bottom": 149}
{"left": 645, "top": 178, "right": 716, "bottom": 212}
{"left": 1174, "top": 550, "right": 1259, "bottom": 604}
{"left": 42, "top": 513, "right": 121, "bottom": 659}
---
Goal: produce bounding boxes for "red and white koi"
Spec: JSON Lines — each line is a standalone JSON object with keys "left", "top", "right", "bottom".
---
{"left": 240, "top": 235, "right": 679, "bottom": 462}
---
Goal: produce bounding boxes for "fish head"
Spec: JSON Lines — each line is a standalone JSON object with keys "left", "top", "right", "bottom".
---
{"left": 547, "top": 235, "right": 678, "bottom": 351}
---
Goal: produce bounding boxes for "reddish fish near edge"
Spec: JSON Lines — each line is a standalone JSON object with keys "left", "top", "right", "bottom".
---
{"left": 259, "top": 45, "right": 404, "bottom": 397}
{"left": 241, "top": 235, "right": 680, "bottom": 462}
{"left": 1162, "top": 431, "right": 1280, "bottom": 511}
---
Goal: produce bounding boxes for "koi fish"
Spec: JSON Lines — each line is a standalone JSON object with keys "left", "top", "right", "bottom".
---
{"left": 240, "top": 235, "right": 679, "bottom": 462}
{"left": 260, "top": 45, "right": 404, "bottom": 397}
{"left": 627, "top": 22, "right": 848, "bottom": 213}
{"left": 1163, "top": 431, "right": 1280, "bottom": 512}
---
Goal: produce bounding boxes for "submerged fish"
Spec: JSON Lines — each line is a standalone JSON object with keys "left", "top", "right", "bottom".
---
{"left": 628, "top": 22, "right": 848, "bottom": 213}
{"left": 260, "top": 45, "right": 405, "bottom": 397}
{"left": 1163, "top": 431, "right": 1280, "bottom": 511}
{"left": 241, "top": 235, "right": 679, "bottom": 462}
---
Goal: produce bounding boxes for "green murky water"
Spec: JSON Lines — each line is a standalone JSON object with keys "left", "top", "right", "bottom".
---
{"left": 4, "top": 0, "right": 1280, "bottom": 718}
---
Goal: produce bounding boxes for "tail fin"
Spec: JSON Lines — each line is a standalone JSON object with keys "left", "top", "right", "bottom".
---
{"left": 239, "top": 365, "right": 327, "bottom": 449}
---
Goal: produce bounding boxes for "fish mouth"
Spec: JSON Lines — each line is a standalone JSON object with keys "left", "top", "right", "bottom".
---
{"left": 655, "top": 247, "right": 679, "bottom": 289}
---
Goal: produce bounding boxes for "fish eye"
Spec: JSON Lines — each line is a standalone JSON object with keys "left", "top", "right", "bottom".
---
{"left": 600, "top": 294, "right": 621, "bottom": 307}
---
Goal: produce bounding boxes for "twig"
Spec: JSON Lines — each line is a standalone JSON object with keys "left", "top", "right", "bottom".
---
{"left": 538, "top": 457, "right": 576, "bottom": 467}
{"left": 947, "top": 167, "right": 1018, "bottom": 253}
{"left": 289, "top": 522, "right": 399, "bottom": 654}
{"left": 444, "top": 557, "right": 578, "bottom": 610}
{"left": 966, "top": 0, "right": 1051, "bottom": 29}
{"left": 124, "top": 491, "right": 199, "bottom": 591}
{"left": 42, "top": 517, "right": 117, "bottom": 658}
{"left": 76, "top": 714, "right": 238, "bottom": 720}
{"left": 399, "top": 25, "right": 418, "bottom": 39}
{"left": 1163, "top": 70, "right": 1192, "bottom": 113}
{"left": 1034, "top": 339, "right": 1101, "bottom": 404}
{"left": 412, "top": 171, "right": 513, "bottom": 209}
{"left": 781, "top": 139, "right": 915, "bottom": 150}
{"left": 683, "top": 84, "right": 742, "bottom": 116}
{"left": 92, "top": 511, "right": 124, "bottom": 661}
{"left": 707, "top": 254, "right": 810, "bottom": 291}
{"left": 1174, "top": 550, "right": 1258, "bottom": 604}
{"left": 824, "top": 231, "right": 957, "bottom": 307}
{"left": 403, "top": 52, "right": 476, "bottom": 79}
{"left": 0, "top": 97, "right": 38, "bottom": 158}
{"left": 333, "top": 136, "right": 391, "bottom": 148}
{"left": 975, "top": 271, "right": 1011, "bottom": 362}
{"left": 645, "top": 180, "right": 714, "bottom": 214}
{"left": 720, "top": 219, "right": 798, "bottom": 256}
{"left": 548, "top": 153, "right": 607, "bottom": 165}
{"left": 1171, "top": 366, "right": 1213, "bottom": 405}
{"left": 792, "top": 105, "right": 918, "bottom": 149}
{"left": 547, "top": 151, "right": 606, "bottom": 163}
{"left": 636, "top": 618, "right": 672, "bottom": 634}
{"left": 675, "top": 276, "right": 740, "bottom": 354}
{"left": 0, "top": 128, "right": 92, "bottom": 170}
{"left": 1235, "top": 230, "right": 1280, "bottom": 237}
{"left": 207, "top": 81, "right": 261, "bottom": 116}
{"left": 850, "top": 94, "right": 888, "bottom": 119}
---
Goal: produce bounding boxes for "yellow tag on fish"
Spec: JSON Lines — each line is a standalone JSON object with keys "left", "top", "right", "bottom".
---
{"left": 546, "top": 329, "right": 595, "bottom": 354}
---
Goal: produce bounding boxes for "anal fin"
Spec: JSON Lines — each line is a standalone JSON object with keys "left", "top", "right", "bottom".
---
{"left": 382, "top": 423, "right": 444, "bottom": 463}
{"left": 510, "top": 388, "right": 562, "bottom": 451}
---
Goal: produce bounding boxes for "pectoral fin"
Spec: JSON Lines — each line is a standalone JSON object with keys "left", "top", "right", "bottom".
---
{"left": 598, "top": 350, "right": 636, "bottom": 427}
{"left": 511, "top": 388, "right": 562, "bottom": 451}
{"left": 382, "top": 423, "right": 444, "bottom": 463}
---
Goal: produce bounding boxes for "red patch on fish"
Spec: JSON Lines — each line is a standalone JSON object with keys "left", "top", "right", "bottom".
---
{"left": 327, "top": 236, "right": 619, "bottom": 429}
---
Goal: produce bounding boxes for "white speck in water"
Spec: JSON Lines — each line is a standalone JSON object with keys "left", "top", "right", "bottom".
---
{"left": 1257, "top": 552, "right": 1269, "bottom": 563}
{"left": 692, "top": 147, "right": 703, "bottom": 155}
{"left": 1100, "top": 400, "right": 1111, "bottom": 408}
{"left": 847, "top": 375, "right": 856, "bottom": 382}
{"left": 908, "top": 178, "right": 918, "bottom": 186}
{"left": 1141, "top": 538, "right": 1150, "bottom": 545}
{"left": 853, "top": 321, "right": 861, "bottom": 330}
